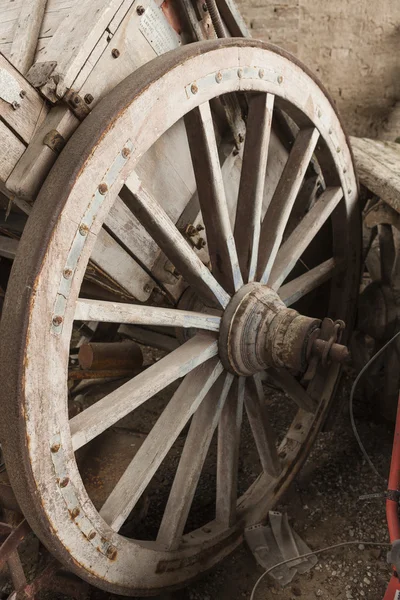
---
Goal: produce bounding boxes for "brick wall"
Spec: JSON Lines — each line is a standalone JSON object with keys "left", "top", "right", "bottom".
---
{"left": 236, "top": 0, "right": 400, "bottom": 137}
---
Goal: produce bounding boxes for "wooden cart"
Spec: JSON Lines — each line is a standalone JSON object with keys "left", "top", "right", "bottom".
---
{"left": 0, "top": 0, "right": 360, "bottom": 595}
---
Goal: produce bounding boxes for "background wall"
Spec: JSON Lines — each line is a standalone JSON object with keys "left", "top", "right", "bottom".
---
{"left": 236, "top": 0, "right": 400, "bottom": 138}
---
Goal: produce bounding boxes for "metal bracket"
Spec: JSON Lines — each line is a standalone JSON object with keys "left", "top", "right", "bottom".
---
{"left": 64, "top": 89, "right": 91, "bottom": 121}
{"left": 43, "top": 129, "right": 66, "bottom": 154}
{"left": 0, "top": 68, "right": 25, "bottom": 109}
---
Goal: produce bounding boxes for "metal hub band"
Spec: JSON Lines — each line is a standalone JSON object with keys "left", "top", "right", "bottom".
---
{"left": 219, "top": 283, "right": 321, "bottom": 376}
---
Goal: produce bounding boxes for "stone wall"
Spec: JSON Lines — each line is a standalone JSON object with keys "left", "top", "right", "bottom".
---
{"left": 236, "top": 0, "right": 400, "bottom": 138}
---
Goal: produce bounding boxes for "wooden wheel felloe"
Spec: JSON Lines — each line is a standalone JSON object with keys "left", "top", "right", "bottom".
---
{"left": 0, "top": 39, "right": 360, "bottom": 596}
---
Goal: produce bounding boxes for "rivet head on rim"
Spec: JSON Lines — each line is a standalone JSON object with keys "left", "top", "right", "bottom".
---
{"left": 191, "top": 83, "right": 198, "bottom": 95}
{"left": 258, "top": 68, "right": 264, "bottom": 79}
{"left": 215, "top": 71, "right": 223, "bottom": 83}
{"left": 52, "top": 315, "right": 63, "bottom": 327}
{"left": 51, "top": 443, "right": 60, "bottom": 453}
{"left": 59, "top": 477, "right": 70, "bottom": 488}
{"left": 106, "top": 545, "right": 118, "bottom": 560}
{"left": 277, "top": 75, "right": 284, "bottom": 84}
{"left": 136, "top": 5, "right": 145, "bottom": 14}
{"left": 63, "top": 268, "right": 73, "bottom": 279}
{"left": 79, "top": 223, "right": 89, "bottom": 236}
{"left": 88, "top": 530, "right": 96, "bottom": 540}
{"left": 143, "top": 283, "right": 152, "bottom": 294}
{"left": 98, "top": 183, "right": 108, "bottom": 195}
{"left": 237, "top": 68, "right": 243, "bottom": 78}
{"left": 318, "top": 109, "right": 322, "bottom": 118}
{"left": 122, "top": 147, "right": 131, "bottom": 158}
{"left": 111, "top": 48, "right": 120, "bottom": 58}
{"left": 70, "top": 507, "right": 80, "bottom": 519}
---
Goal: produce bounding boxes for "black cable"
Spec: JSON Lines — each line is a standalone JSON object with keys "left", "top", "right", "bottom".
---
{"left": 349, "top": 329, "right": 400, "bottom": 482}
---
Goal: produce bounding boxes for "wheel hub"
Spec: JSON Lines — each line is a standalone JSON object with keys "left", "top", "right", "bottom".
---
{"left": 219, "top": 283, "right": 321, "bottom": 376}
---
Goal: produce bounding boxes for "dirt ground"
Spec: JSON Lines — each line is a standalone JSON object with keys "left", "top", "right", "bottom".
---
{"left": 0, "top": 370, "right": 395, "bottom": 600}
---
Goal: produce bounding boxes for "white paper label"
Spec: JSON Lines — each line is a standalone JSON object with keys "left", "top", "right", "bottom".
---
{"left": 139, "top": 1, "right": 181, "bottom": 56}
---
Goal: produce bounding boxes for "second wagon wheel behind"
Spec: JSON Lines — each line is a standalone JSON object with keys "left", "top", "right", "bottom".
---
{"left": 0, "top": 39, "right": 360, "bottom": 596}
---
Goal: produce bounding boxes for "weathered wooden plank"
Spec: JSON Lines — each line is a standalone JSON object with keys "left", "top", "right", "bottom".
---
{"left": 99, "top": 357, "right": 224, "bottom": 531}
{"left": 216, "top": 376, "right": 244, "bottom": 527}
{"left": 351, "top": 136, "right": 400, "bottom": 213}
{"left": 234, "top": 93, "right": 274, "bottom": 282}
{"left": 90, "top": 228, "right": 154, "bottom": 303}
{"left": 185, "top": 101, "right": 243, "bottom": 293}
{"left": 6, "top": 105, "right": 77, "bottom": 200}
{"left": 269, "top": 186, "right": 343, "bottom": 289}
{"left": 0, "top": 121, "right": 25, "bottom": 182}
{"left": 0, "top": 53, "right": 48, "bottom": 145}
{"left": 0, "top": 236, "right": 19, "bottom": 260}
{"left": 266, "top": 367, "right": 316, "bottom": 413}
{"left": 245, "top": 374, "right": 281, "bottom": 478}
{"left": 27, "top": 0, "right": 126, "bottom": 101}
{"left": 157, "top": 372, "right": 233, "bottom": 548}
{"left": 119, "top": 324, "right": 179, "bottom": 351}
{"left": 9, "top": 0, "right": 48, "bottom": 74}
{"left": 257, "top": 127, "right": 320, "bottom": 284}
{"left": 70, "top": 333, "right": 219, "bottom": 451}
{"left": 278, "top": 258, "right": 337, "bottom": 307}
{"left": 75, "top": 299, "right": 221, "bottom": 331}
{"left": 120, "top": 172, "right": 230, "bottom": 309}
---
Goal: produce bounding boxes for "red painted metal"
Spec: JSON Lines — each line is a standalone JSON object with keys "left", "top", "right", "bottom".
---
{"left": 384, "top": 575, "right": 400, "bottom": 600}
{"left": 384, "top": 395, "right": 400, "bottom": 599}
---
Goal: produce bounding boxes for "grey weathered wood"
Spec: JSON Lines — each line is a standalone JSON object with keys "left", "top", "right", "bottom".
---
{"left": 100, "top": 357, "right": 224, "bottom": 531}
{"left": 185, "top": 101, "right": 243, "bottom": 293}
{"left": 9, "top": 0, "right": 48, "bottom": 74}
{"left": 0, "top": 54, "right": 48, "bottom": 146}
{"left": 266, "top": 367, "right": 316, "bottom": 413}
{"left": 90, "top": 228, "right": 154, "bottom": 303}
{"left": 0, "top": 121, "right": 25, "bottom": 182}
{"left": 75, "top": 299, "right": 221, "bottom": 332}
{"left": 119, "top": 324, "right": 179, "bottom": 352}
{"left": 245, "top": 374, "right": 281, "bottom": 478}
{"left": 234, "top": 93, "right": 274, "bottom": 282}
{"left": 157, "top": 372, "right": 234, "bottom": 548}
{"left": 6, "top": 105, "right": 78, "bottom": 200}
{"left": 269, "top": 186, "right": 343, "bottom": 289}
{"left": 257, "top": 127, "right": 320, "bottom": 284}
{"left": 70, "top": 333, "right": 219, "bottom": 451}
{"left": 27, "top": 0, "right": 126, "bottom": 101}
{"left": 120, "top": 171, "right": 230, "bottom": 308}
{"left": 216, "top": 376, "right": 244, "bottom": 527}
{"left": 351, "top": 136, "right": 400, "bottom": 213}
{"left": 0, "top": 236, "right": 19, "bottom": 260}
{"left": 278, "top": 258, "right": 338, "bottom": 307}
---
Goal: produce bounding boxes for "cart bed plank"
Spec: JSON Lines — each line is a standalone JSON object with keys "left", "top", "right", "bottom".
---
{"left": 351, "top": 136, "right": 400, "bottom": 213}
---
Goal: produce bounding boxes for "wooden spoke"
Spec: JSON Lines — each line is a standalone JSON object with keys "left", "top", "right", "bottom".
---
{"left": 257, "top": 127, "right": 320, "bottom": 284}
{"left": 120, "top": 172, "right": 230, "bottom": 309}
{"left": 157, "top": 371, "right": 234, "bottom": 548}
{"left": 278, "top": 258, "right": 338, "bottom": 307}
{"left": 70, "top": 333, "right": 218, "bottom": 451}
{"left": 185, "top": 102, "right": 243, "bottom": 293}
{"left": 99, "top": 357, "right": 224, "bottom": 531}
{"left": 216, "top": 376, "right": 245, "bottom": 527}
{"left": 234, "top": 93, "right": 274, "bottom": 282}
{"left": 75, "top": 299, "right": 221, "bottom": 332}
{"left": 245, "top": 374, "right": 282, "bottom": 478}
{"left": 266, "top": 367, "right": 316, "bottom": 413}
{"left": 269, "top": 187, "right": 343, "bottom": 289}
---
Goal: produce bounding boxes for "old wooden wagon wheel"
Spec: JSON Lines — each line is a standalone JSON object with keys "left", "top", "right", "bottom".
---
{"left": 0, "top": 39, "right": 359, "bottom": 595}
